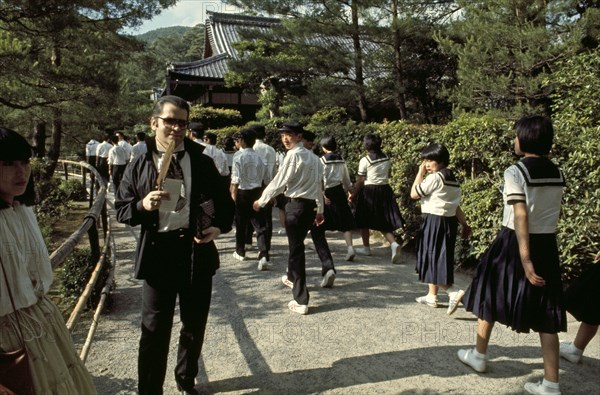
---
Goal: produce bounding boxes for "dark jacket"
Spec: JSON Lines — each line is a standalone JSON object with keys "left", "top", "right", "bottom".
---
{"left": 115, "top": 137, "right": 234, "bottom": 280}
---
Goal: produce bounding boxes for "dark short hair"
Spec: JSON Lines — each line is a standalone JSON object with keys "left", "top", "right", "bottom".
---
{"left": 136, "top": 132, "right": 146, "bottom": 141}
{"left": 278, "top": 121, "right": 303, "bottom": 135}
{"left": 152, "top": 95, "right": 190, "bottom": 118}
{"left": 302, "top": 129, "right": 316, "bottom": 142}
{"left": 320, "top": 136, "right": 337, "bottom": 151}
{"left": 238, "top": 128, "right": 257, "bottom": 147}
{"left": 189, "top": 121, "right": 205, "bottom": 137}
{"left": 514, "top": 115, "right": 554, "bottom": 155}
{"left": 0, "top": 127, "right": 36, "bottom": 208}
{"left": 249, "top": 124, "right": 266, "bottom": 139}
{"left": 420, "top": 143, "right": 450, "bottom": 166}
{"left": 223, "top": 137, "right": 236, "bottom": 150}
{"left": 204, "top": 132, "right": 217, "bottom": 145}
{"left": 363, "top": 133, "right": 382, "bottom": 152}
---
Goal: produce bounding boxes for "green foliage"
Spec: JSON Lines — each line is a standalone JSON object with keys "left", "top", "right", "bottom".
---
{"left": 546, "top": 49, "right": 600, "bottom": 281}
{"left": 59, "top": 179, "right": 87, "bottom": 201}
{"left": 59, "top": 248, "right": 95, "bottom": 302}
{"left": 135, "top": 26, "right": 192, "bottom": 44}
{"left": 189, "top": 105, "right": 244, "bottom": 129}
{"left": 435, "top": 0, "right": 594, "bottom": 116}
{"left": 377, "top": 121, "right": 441, "bottom": 240}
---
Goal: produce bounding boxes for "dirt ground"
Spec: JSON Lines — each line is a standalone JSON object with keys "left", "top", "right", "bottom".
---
{"left": 78, "top": 203, "right": 600, "bottom": 395}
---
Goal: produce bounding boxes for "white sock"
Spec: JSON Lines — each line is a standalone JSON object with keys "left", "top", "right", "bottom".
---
{"left": 542, "top": 378, "right": 559, "bottom": 390}
{"left": 570, "top": 343, "right": 584, "bottom": 354}
{"left": 472, "top": 348, "right": 486, "bottom": 359}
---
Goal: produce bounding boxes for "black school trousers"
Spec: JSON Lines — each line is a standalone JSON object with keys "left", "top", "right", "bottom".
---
{"left": 284, "top": 198, "right": 335, "bottom": 305}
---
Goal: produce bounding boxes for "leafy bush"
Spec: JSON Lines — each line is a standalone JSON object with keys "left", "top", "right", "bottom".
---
{"left": 60, "top": 248, "right": 95, "bottom": 303}
{"left": 189, "top": 105, "right": 243, "bottom": 129}
{"left": 59, "top": 247, "right": 111, "bottom": 310}
{"left": 59, "top": 179, "right": 87, "bottom": 201}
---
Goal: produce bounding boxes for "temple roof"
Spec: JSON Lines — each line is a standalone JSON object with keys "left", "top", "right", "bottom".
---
{"left": 168, "top": 12, "right": 281, "bottom": 80}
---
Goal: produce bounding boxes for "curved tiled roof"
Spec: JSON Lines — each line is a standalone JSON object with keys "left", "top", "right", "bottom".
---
{"left": 169, "top": 12, "right": 281, "bottom": 80}
{"left": 169, "top": 53, "right": 229, "bottom": 79}
{"left": 206, "top": 12, "right": 280, "bottom": 60}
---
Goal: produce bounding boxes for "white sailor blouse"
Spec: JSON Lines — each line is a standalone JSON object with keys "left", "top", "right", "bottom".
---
{"left": 502, "top": 157, "right": 565, "bottom": 234}
{"left": 321, "top": 152, "right": 352, "bottom": 191}
{"left": 357, "top": 153, "right": 391, "bottom": 185}
{"left": 415, "top": 168, "right": 461, "bottom": 217}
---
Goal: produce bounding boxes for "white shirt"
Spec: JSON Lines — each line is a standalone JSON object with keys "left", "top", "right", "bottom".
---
{"left": 199, "top": 142, "right": 230, "bottom": 176}
{"left": 96, "top": 141, "right": 112, "bottom": 158}
{"left": 258, "top": 143, "right": 324, "bottom": 213}
{"left": 86, "top": 139, "right": 99, "bottom": 157}
{"left": 108, "top": 145, "right": 129, "bottom": 166}
{"left": 153, "top": 145, "right": 192, "bottom": 232}
{"left": 118, "top": 140, "right": 133, "bottom": 159}
{"left": 415, "top": 169, "right": 461, "bottom": 217}
{"left": 321, "top": 153, "right": 352, "bottom": 191}
{"left": 130, "top": 141, "right": 147, "bottom": 162}
{"left": 254, "top": 139, "right": 277, "bottom": 182}
{"left": 501, "top": 157, "right": 565, "bottom": 234}
{"left": 357, "top": 154, "right": 391, "bottom": 185}
{"left": 0, "top": 204, "right": 53, "bottom": 317}
{"left": 231, "top": 148, "right": 268, "bottom": 190}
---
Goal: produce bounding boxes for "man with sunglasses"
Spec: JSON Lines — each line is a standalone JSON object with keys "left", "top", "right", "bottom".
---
{"left": 115, "top": 95, "right": 234, "bottom": 395}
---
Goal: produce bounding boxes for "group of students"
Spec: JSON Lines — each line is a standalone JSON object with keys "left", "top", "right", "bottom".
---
{"left": 86, "top": 130, "right": 148, "bottom": 192}
{"left": 220, "top": 115, "right": 598, "bottom": 395}
{"left": 0, "top": 101, "right": 598, "bottom": 395}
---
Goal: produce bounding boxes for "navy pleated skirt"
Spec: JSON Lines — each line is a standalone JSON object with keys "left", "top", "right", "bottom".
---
{"left": 354, "top": 184, "right": 404, "bottom": 232}
{"left": 564, "top": 264, "right": 600, "bottom": 325}
{"left": 323, "top": 184, "right": 355, "bottom": 231}
{"left": 463, "top": 227, "right": 566, "bottom": 334}
{"left": 415, "top": 213, "right": 458, "bottom": 285}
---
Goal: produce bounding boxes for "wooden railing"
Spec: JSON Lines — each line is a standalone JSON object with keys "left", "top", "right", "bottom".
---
{"left": 52, "top": 160, "right": 114, "bottom": 361}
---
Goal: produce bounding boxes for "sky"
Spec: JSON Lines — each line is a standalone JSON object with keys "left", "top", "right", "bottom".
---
{"left": 128, "top": 0, "right": 243, "bottom": 35}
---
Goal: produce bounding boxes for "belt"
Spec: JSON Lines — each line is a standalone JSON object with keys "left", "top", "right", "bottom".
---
{"left": 156, "top": 228, "right": 190, "bottom": 239}
{"left": 289, "top": 197, "right": 314, "bottom": 204}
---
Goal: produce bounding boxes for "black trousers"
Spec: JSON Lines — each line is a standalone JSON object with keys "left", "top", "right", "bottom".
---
{"left": 110, "top": 164, "right": 126, "bottom": 193}
{"left": 96, "top": 157, "right": 109, "bottom": 183}
{"left": 235, "top": 188, "right": 268, "bottom": 258}
{"left": 138, "top": 232, "right": 213, "bottom": 395}
{"left": 284, "top": 198, "right": 335, "bottom": 305}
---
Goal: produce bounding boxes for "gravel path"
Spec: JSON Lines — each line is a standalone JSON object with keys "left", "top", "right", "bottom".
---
{"left": 78, "top": 202, "right": 600, "bottom": 395}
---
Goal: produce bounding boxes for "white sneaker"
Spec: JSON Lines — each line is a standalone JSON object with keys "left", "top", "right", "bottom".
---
{"left": 345, "top": 246, "right": 356, "bottom": 261}
{"left": 320, "top": 269, "right": 336, "bottom": 288}
{"left": 415, "top": 295, "right": 438, "bottom": 308}
{"left": 457, "top": 348, "right": 487, "bottom": 373}
{"left": 281, "top": 275, "right": 293, "bottom": 289}
{"left": 355, "top": 246, "right": 371, "bottom": 256}
{"left": 524, "top": 381, "right": 561, "bottom": 394}
{"left": 447, "top": 289, "right": 465, "bottom": 315}
{"left": 391, "top": 241, "right": 401, "bottom": 264}
{"left": 559, "top": 341, "right": 582, "bottom": 363}
{"left": 288, "top": 300, "right": 308, "bottom": 315}
{"left": 232, "top": 252, "right": 246, "bottom": 261}
{"left": 258, "top": 257, "right": 268, "bottom": 271}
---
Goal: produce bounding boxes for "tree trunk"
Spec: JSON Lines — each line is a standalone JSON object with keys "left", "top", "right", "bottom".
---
{"left": 351, "top": 1, "right": 368, "bottom": 122}
{"left": 46, "top": 108, "right": 62, "bottom": 179}
{"left": 392, "top": 0, "right": 407, "bottom": 120}
{"left": 32, "top": 122, "right": 47, "bottom": 158}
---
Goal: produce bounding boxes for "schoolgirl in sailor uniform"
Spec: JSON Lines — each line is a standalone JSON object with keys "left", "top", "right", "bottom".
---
{"left": 351, "top": 133, "right": 404, "bottom": 264}
{"left": 410, "top": 143, "right": 470, "bottom": 315}
{"left": 320, "top": 136, "right": 357, "bottom": 261}
{"left": 456, "top": 115, "right": 566, "bottom": 395}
